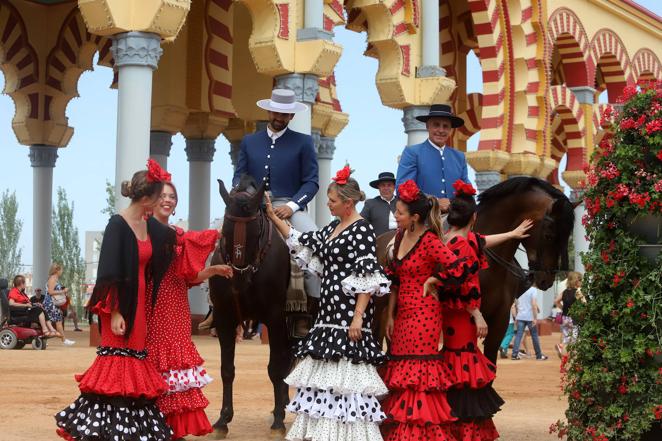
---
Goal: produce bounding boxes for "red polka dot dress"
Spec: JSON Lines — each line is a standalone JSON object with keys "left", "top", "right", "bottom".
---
{"left": 146, "top": 228, "right": 219, "bottom": 439}
{"left": 56, "top": 238, "right": 172, "bottom": 441}
{"left": 439, "top": 232, "right": 503, "bottom": 441}
{"left": 381, "top": 230, "right": 472, "bottom": 441}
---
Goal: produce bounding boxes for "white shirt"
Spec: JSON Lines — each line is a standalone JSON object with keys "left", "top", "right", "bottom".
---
{"left": 516, "top": 287, "right": 538, "bottom": 321}
{"left": 267, "top": 126, "right": 300, "bottom": 213}
{"left": 380, "top": 195, "right": 397, "bottom": 230}
{"left": 428, "top": 139, "right": 449, "bottom": 193}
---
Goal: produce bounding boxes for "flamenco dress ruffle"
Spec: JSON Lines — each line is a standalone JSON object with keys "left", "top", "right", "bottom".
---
{"left": 146, "top": 228, "right": 219, "bottom": 439}
{"left": 285, "top": 227, "right": 390, "bottom": 441}
{"left": 56, "top": 292, "right": 171, "bottom": 441}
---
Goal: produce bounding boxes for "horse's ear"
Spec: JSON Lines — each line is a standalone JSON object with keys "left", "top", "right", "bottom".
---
{"left": 250, "top": 181, "right": 266, "bottom": 208}
{"left": 218, "top": 179, "right": 230, "bottom": 205}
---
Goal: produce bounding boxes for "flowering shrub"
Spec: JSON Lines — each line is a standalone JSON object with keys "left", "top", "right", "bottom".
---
{"left": 552, "top": 82, "right": 662, "bottom": 440}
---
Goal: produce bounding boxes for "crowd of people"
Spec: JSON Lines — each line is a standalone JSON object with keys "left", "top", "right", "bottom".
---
{"left": 51, "top": 88, "right": 562, "bottom": 441}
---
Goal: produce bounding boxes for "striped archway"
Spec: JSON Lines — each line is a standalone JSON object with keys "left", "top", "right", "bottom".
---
{"left": 0, "top": 2, "right": 40, "bottom": 124}
{"left": 206, "top": 0, "right": 234, "bottom": 117}
{"left": 548, "top": 85, "right": 585, "bottom": 173}
{"left": 547, "top": 7, "right": 592, "bottom": 88}
{"left": 589, "top": 29, "right": 633, "bottom": 102}
{"left": 631, "top": 48, "right": 662, "bottom": 84}
{"left": 45, "top": 8, "right": 114, "bottom": 131}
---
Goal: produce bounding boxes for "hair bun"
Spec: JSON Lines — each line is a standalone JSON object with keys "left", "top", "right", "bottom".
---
{"left": 120, "top": 180, "right": 133, "bottom": 198}
{"left": 359, "top": 191, "right": 366, "bottom": 202}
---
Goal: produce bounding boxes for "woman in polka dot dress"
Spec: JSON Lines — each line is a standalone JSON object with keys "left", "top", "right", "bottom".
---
{"left": 425, "top": 180, "right": 532, "bottom": 441}
{"left": 146, "top": 181, "right": 233, "bottom": 440}
{"left": 266, "top": 166, "right": 391, "bottom": 441}
{"left": 380, "top": 180, "right": 473, "bottom": 441}
{"left": 55, "top": 163, "right": 176, "bottom": 441}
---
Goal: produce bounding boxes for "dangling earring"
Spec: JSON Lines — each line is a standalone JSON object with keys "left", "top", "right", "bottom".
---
{"left": 172, "top": 210, "right": 176, "bottom": 216}
{"left": 409, "top": 223, "right": 415, "bottom": 232}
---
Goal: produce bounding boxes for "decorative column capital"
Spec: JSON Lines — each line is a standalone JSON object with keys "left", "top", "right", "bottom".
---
{"left": 417, "top": 66, "right": 447, "bottom": 78}
{"left": 185, "top": 138, "right": 216, "bottom": 162}
{"left": 275, "top": 73, "right": 319, "bottom": 104}
{"left": 402, "top": 106, "right": 429, "bottom": 134}
{"left": 474, "top": 171, "right": 502, "bottom": 193}
{"left": 111, "top": 32, "right": 163, "bottom": 70}
{"left": 29, "top": 145, "right": 58, "bottom": 168}
{"left": 150, "top": 131, "right": 172, "bottom": 157}
{"left": 318, "top": 137, "right": 336, "bottom": 160}
{"left": 569, "top": 86, "right": 597, "bottom": 105}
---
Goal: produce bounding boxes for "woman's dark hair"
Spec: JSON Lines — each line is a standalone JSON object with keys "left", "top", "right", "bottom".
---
{"left": 448, "top": 194, "right": 477, "bottom": 227}
{"left": 400, "top": 195, "right": 444, "bottom": 238}
{"left": 120, "top": 170, "right": 164, "bottom": 202}
{"left": 13, "top": 275, "right": 25, "bottom": 287}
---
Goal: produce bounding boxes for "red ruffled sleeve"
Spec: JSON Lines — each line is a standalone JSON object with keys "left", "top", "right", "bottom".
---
{"left": 437, "top": 234, "right": 485, "bottom": 310}
{"left": 424, "top": 233, "right": 471, "bottom": 288}
{"left": 174, "top": 229, "right": 219, "bottom": 286}
{"left": 88, "top": 286, "right": 117, "bottom": 315}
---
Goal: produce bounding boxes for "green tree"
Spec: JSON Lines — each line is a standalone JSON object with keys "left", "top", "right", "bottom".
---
{"left": 51, "top": 188, "right": 85, "bottom": 314}
{"left": 0, "top": 190, "right": 23, "bottom": 279}
{"left": 101, "top": 180, "right": 116, "bottom": 217}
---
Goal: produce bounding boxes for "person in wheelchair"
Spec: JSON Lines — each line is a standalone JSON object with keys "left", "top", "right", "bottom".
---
{"left": 7, "top": 275, "right": 60, "bottom": 337}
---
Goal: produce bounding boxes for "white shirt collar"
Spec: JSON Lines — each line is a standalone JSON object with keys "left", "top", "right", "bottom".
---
{"left": 380, "top": 195, "right": 395, "bottom": 204}
{"left": 427, "top": 139, "right": 445, "bottom": 153}
{"left": 267, "top": 126, "right": 287, "bottom": 141}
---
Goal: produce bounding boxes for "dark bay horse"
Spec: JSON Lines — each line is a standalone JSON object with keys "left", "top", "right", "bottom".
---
{"left": 209, "top": 177, "right": 291, "bottom": 438}
{"left": 375, "top": 177, "right": 574, "bottom": 363}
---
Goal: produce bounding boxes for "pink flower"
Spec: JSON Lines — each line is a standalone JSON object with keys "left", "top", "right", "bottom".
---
{"left": 645, "top": 119, "right": 662, "bottom": 134}
{"left": 618, "top": 85, "right": 638, "bottom": 103}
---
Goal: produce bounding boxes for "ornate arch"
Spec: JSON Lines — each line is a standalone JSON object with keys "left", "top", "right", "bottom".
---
{"left": 45, "top": 8, "right": 114, "bottom": 131}
{"left": 547, "top": 7, "right": 592, "bottom": 87}
{"left": 631, "top": 48, "right": 662, "bottom": 83}
{"left": 548, "top": 85, "right": 585, "bottom": 172}
{"left": 205, "top": 0, "right": 234, "bottom": 117}
{"left": 589, "top": 29, "right": 633, "bottom": 100}
{"left": 0, "top": 2, "right": 40, "bottom": 122}
{"left": 455, "top": 92, "right": 482, "bottom": 141}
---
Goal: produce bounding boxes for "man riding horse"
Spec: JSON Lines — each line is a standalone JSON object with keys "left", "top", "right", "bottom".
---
{"left": 233, "top": 88, "right": 321, "bottom": 307}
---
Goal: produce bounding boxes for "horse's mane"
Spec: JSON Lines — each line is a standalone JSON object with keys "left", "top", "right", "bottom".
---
{"left": 477, "top": 176, "right": 566, "bottom": 210}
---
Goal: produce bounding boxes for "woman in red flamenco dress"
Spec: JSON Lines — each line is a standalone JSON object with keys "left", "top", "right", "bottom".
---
{"left": 146, "top": 181, "right": 233, "bottom": 440}
{"left": 380, "top": 180, "right": 474, "bottom": 441}
{"left": 55, "top": 162, "right": 177, "bottom": 441}
{"left": 425, "top": 180, "right": 532, "bottom": 441}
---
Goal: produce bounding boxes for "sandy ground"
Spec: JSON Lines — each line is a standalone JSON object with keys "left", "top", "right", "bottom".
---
{"left": 0, "top": 327, "right": 566, "bottom": 441}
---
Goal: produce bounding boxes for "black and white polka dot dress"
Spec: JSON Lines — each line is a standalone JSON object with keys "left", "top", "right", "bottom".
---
{"left": 285, "top": 219, "right": 391, "bottom": 441}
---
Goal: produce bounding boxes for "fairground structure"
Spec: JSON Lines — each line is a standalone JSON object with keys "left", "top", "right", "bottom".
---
{"left": 1, "top": 0, "right": 660, "bottom": 316}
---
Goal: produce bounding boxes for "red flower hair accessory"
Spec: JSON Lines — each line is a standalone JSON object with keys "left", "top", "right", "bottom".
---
{"left": 453, "top": 179, "right": 476, "bottom": 197}
{"left": 146, "top": 159, "right": 172, "bottom": 183}
{"left": 332, "top": 165, "right": 352, "bottom": 185}
{"left": 398, "top": 180, "right": 422, "bottom": 203}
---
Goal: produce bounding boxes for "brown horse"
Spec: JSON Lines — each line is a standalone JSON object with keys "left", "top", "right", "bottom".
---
{"left": 209, "top": 176, "right": 292, "bottom": 438}
{"left": 374, "top": 177, "right": 574, "bottom": 364}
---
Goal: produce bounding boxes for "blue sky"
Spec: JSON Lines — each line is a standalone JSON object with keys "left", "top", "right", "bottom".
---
{"left": 0, "top": 1, "right": 660, "bottom": 269}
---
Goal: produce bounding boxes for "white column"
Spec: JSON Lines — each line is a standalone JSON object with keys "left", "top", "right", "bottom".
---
{"left": 185, "top": 138, "right": 216, "bottom": 315}
{"left": 572, "top": 191, "right": 588, "bottom": 273}
{"left": 149, "top": 131, "right": 172, "bottom": 169}
{"left": 402, "top": 106, "right": 430, "bottom": 146}
{"left": 316, "top": 136, "right": 336, "bottom": 226}
{"left": 30, "top": 146, "right": 58, "bottom": 292}
{"left": 298, "top": 0, "right": 332, "bottom": 41}
{"left": 110, "top": 32, "right": 163, "bottom": 211}
{"left": 418, "top": 0, "right": 445, "bottom": 78}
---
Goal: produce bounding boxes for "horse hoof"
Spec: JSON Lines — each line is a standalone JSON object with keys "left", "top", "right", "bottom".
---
{"left": 213, "top": 426, "right": 229, "bottom": 439}
{"left": 270, "top": 427, "right": 286, "bottom": 438}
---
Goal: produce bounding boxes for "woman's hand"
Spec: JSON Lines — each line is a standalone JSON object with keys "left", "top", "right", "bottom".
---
{"left": 423, "top": 277, "right": 440, "bottom": 300}
{"left": 264, "top": 193, "right": 277, "bottom": 221}
{"left": 385, "top": 314, "right": 395, "bottom": 340}
{"left": 348, "top": 315, "right": 364, "bottom": 342}
{"left": 510, "top": 219, "right": 533, "bottom": 240}
{"left": 215, "top": 264, "right": 233, "bottom": 279}
{"left": 111, "top": 311, "right": 126, "bottom": 336}
{"left": 474, "top": 310, "right": 488, "bottom": 339}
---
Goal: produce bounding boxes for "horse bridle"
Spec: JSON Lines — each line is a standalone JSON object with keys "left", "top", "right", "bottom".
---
{"left": 222, "top": 207, "right": 272, "bottom": 275}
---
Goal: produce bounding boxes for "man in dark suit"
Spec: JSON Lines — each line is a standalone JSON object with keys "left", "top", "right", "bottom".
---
{"left": 233, "top": 88, "right": 320, "bottom": 300}
{"left": 361, "top": 172, "right": 397, "bottom": 236}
